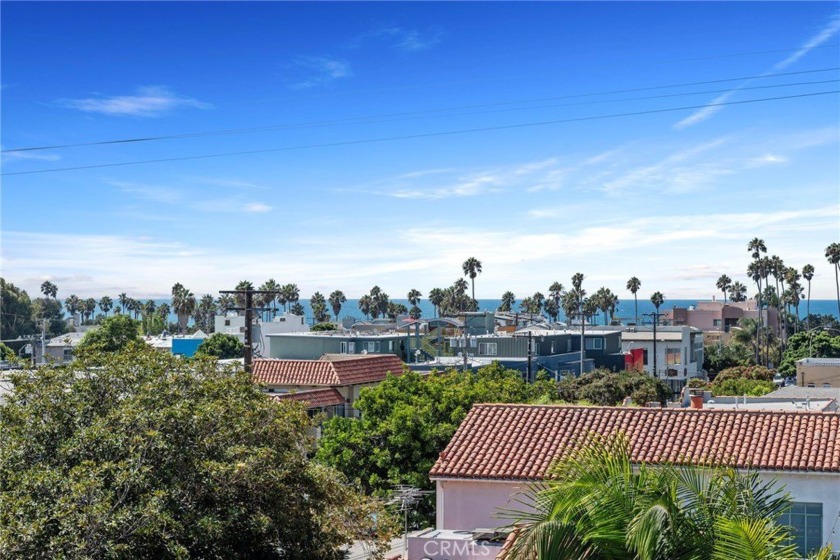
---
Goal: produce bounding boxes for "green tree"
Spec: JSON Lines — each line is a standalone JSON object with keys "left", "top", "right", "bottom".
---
{"left": 281, "top": 283, "right": 300, "bottom": 312}
{"left": 650, "top": 291, "right": 665, "bottom": 312}
{"left": 462, "top": 257, "right": 482, "bottom": 303}
{"left": 76, "top": 314, "right": 143, "bottom": 356}
{"left": 196, "top": 333, "right": 245, "bottom": 359}
{"left": 0, "top": 346, "right": 392, "bottom": 559}
{"left": 289, "top": 302, "right": 305, "bottom": 316}
{"left": 557, "top": 369, "right": 671, "bottom": 406}
{"left": 171, "top": 283, "right": 196, "bottom": 333}
{"left": 716, "top": 274, "right": 732, "bottom": 304}
{"left": 0, "top": 279, "right": 35, "bottom": 339}
{"left": 32, "top": 297, "right": 67, "bottom": 337}
{"left": 802, "top": 264, "right": 815, "bottom": 331}
{"left": 825, "top": 242, "right": 840, "bottom": 318}
{"left": 258, "top": 278, "right": 280, "bottom": 319}
{"left": 504, "top": 433, "right": 809, "bottom": 560}
{"left": 316, "top": 363, "right": 559, "bottom": 526}
{"left": 428, "top": 288, "right": 445, "bottom": 318}
{"left": 779, "top": 330, "right": 840, "bottom": 376}
{"left": 407, "top": 288, "right": 422, "bottom": 307}
{"left": 310, "top": 291, "right": 329, "bottom": 323}
{"left": 40, "top": 280, "right": 58, "bottom": 299}
{"left": 703, "top": 342, "right": 754, "bottom": 374}
{"left": 98, "top": 295, "right": 113, "bottom": 316}
{"left": 194, "top": 294, "right": 216, "bottom": 332}
{"left": 729, "top": 281, "right": 747, "bottom": 302}
{"left": 328, "top": 290, "right": 346, "bottom": 321}
{"left": 626, "top": 276, "right": 641, "bottom": 324}
{"left": 358, "top": 294, "right": 373, "bottom": 320}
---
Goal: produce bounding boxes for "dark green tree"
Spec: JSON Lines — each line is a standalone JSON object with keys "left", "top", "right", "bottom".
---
{"left": 76, "top": 314, "right": 143, "bottom": 356}
{"left": 196, "top": 333, "right": 245, "bottom": 359}
{"left": 0, "top": 346, "right": 392, "bottom": 559}
{"left": 0, "top": 279, "right": 35, "bottom": 339}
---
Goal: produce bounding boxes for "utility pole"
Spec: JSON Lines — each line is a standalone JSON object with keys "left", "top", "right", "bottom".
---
{"left": 219, "top": 289, "right": 282, "bottom": 373}
{"left": 39, "top": 319, "right": 46, "bottom": 366}
{"left": 462, "top": 314, "right": 469, "bottom": 371}
{"left": 642, "top": 311, "right": 665, "bottom": 378}
{"left": 579, "top": 300, "right": 586, "bottom": 377}
{"left": 527, "top": 330, "right": 533, "bottom": 383}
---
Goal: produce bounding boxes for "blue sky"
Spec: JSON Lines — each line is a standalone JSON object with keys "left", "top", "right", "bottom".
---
{"left": 2, "top": 2, "right": 839, "bottom": 302}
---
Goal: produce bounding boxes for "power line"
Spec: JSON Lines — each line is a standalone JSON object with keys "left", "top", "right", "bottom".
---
{"left": 3, "top": 89, "right": 837, "bottom": 177}
{"left": 3, "top": 67, "right": 837, "bottom": 154}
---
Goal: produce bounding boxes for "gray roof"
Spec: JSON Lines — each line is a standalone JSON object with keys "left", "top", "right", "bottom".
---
{"left": 766, "top": 386, "right": 840, "bottom": 401}
{"left": 796, "top": 357, "right": 840, "bottom": 367}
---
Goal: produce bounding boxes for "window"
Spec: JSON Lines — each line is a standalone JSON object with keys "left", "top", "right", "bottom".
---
{"left": 340, "top": 342, "right": 348, "bottom": 354}
{"left": 780, "top": 502, "right": 822, "bottom": 557}
{"left": 713, "top": 319, "right": 721, "bottom": 327}
{"left": 642, "top": 349, "right": 649, "bottom": 366}
{"left": 585, "top": 338, "right": 604, "bottom": 350}
{"left": 665, "top": 348, "right": 681, "bottom": 365}
{"left": 478, "top": 342, "right": 498, "bottom": 356}
{"left": 388, "top": 340, "right": 394, "bottom": 352}
{"left": 567, "top": 339, "right": 572, "bottom": 352}
{"left": 224, "top": 319, "right": 231, "bottom": 326}
{"left": 550, "top": 341, "right": 556, "bottom": 354}
{"left": 362, "top": 341, "right": 380, "bottom": 353}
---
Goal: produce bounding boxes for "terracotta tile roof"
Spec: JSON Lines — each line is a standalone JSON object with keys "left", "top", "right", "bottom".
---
{"left": 272, "top": 388, "right": 345, "bottom": 408}
{"left": 252, "top": 354, "right": 404, "bottom": 387}
{"left": 430, "top": 404, "right": 840, "bottom": 480}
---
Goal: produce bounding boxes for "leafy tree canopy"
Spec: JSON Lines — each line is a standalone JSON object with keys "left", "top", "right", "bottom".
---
{"left": 311, "top": 322, "right": 337, "bottom": 332}
{"left": 703, "top": 342, "right": 754, "bottom": 374}
{"left": 316, "top": 363, "right": 559, "bottom": 526}
{"left": 0, "top": 347, "right": 392, "bottom": 559}
{"left": 557, "top": 369, "right": 671, "bottom": 406}
{"left": 779, "top": 331, "right": 840, "bottom": 376}
{"left": 195, "top": 333, "right": 245, "bottom": 360}
{"left": 0, "top": 279, "right": 35, "bottom": 340}
{"left": 76, "top": 314, "right": 143, "bottom": 357}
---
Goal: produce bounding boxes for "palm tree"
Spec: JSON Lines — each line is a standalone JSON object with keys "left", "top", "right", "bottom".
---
{"left": 499, "top": 291, "right": 516, "bottom": 312}
{"left": 462, "top": 257, "right": 482, "bottom": 303}
{"left": 283, "top": 283, "right": 300, "bottom": 313}
{"left": 531, "top": 292, "right": 546, "bottom": 316}
{"left": 826, "top": 243, "right": 840, "bottom": 318}
{"left": 157, "top": 302, "right": 171, "bottom": 323}
{"left": 544, "top": 298, "right": 560, "bottom": 322}
{"left": 40, "top": 281, "right": 57, "bottom": 299}
{"left": 358, "top": 294, "right": 373, "bottom": 320}
{"left": 310, "top": 291, "right": 329, "bottom": 323}
{"left": 195, "top": 294, "right": 216, "bottom": 332}
{"left": 329, "top": 290, "right": 346, "bottom": 321}
{"left": 503, "top": 434, "right": 803, "bottom": 560}
{"left": 802, "top": 264, "right": 814, "bottom": 332}
{"left": 258, "top": 279, "right": 280, "bottom": 320}
{"left": 407, "top": 288, "right": 422, "bottom": 307}
{"left": 216, "top": 294, "right": 234, "bottom": 314}
{"left": 428, "top": 288, "right": 444, "bottom": 318}
{"left": 171, "top": 284, "right": 196, "bottom": 333}
{"left": 729, "top": 281, "right": 747, "bottom": 303}
{"left": 83, "top": 298, "right": 97, "bottom": 324}
{"left": 65, "top": 294, "right": 81, "bottom": 322}
{"left": 650, "top": 291, "right": 665, "bottom": 314}
{"left": 98, "top": 296, "right": 113, "bottom": 316}
{"left": 233, "top": 280, "right": 254, "bottom": 312}
{"left": 117, "top": 293, "right": 128, "bottom": 315}
{"left": 716, "top": 274, "right": 732, "bottom": 304}
{"left": 625, "top": 276, "right": 641, "bottom": 324}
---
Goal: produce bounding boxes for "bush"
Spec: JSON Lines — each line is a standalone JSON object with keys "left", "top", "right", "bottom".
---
{"left": 713, "top": 365, "right": 774, "bottom": 383}
{"left": 712, "top": 378, "right": 775, "bottom": 397}
{"left": 311, "top": 322, "right": 337, "bottom": 332}
{"left": 558, "top": 369, "right": 671, "bottom": 406}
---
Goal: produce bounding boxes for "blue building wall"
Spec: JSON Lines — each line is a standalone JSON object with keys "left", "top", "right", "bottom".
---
{"left": 172, "top": 338, "right": 203, "bottom": 357}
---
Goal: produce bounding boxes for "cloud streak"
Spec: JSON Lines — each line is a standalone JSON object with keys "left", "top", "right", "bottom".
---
{"left": 56, "top": 86, "right": 209, "bottom": 117}
{"left": 288, "top": 56, "right": 352, "bottom": 89}
{"left": 674, "top": 11, "right": 840, "bottom": 129}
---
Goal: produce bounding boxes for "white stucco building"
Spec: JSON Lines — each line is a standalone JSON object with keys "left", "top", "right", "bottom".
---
{"left": 214, "top": 312, "right": 308, "bottom": 357}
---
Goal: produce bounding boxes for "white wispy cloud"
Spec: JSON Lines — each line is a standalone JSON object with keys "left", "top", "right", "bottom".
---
{"left": 288, "top": 56, "right": 352, "bottom": 89}
{"left": 1, "top": 150, "right": 61, "bottom": 162}
{"left": 351, "top": 26, "right": 444, "bottom": 52}
{"left": 55, "top": 86, "right": 210, "bottom": 117}
{"left": 243, "top": 202, "right": 272, "bottom": 213}
{"left": 674, "top": 11, "right": 840, "bottom": 129}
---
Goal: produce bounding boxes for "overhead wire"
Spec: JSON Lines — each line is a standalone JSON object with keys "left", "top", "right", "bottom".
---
{"left": 3, "top": 89, "right": 837, "bottom": 177}
{"left": 3, "top": 67, "right": 837, "bottom": 154}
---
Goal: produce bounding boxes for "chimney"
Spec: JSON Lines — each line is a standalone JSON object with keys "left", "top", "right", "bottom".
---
{"left": 690, "top": 395, "right": 704, "bottom": 409}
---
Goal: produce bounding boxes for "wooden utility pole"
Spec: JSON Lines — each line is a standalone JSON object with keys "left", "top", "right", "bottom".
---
{"left": 218, "top": 289, "right": 282, "bottom": 373}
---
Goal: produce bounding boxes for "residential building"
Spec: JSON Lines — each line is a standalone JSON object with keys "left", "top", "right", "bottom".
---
{"left": 681, "top": 388, "right": 837, "bottom": 412}
{"left": 664, "top": 299, "right": 778, "bottom": 344}
{"left": 251, "top": 353, "right": 405, "bottom": 414}
{"left": 266, "top": 330, "right": 410, "bottom": 360}
{"left": 620, "top": 325, "right": 704, "bottom": 394}
{"left": 215, "top": 312, "right": 308, "bottom": 357}
{"left": 43, "top": 331, "right": 89, "bottom": 364}
{"left": 796, "top": 357, "right": 840, "bottom": 388}
{"left": 418, "top": 404, "right": 840, "bottom": 559}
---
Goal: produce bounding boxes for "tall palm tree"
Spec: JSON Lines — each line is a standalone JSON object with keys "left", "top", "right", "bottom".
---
{"left": 64, "top": 294, "right": 81, "bottom": 322}
{"left": 329, "top": 290, "right": 346, "bottom": 321}
{"left": 98, "top": 296, "right": 113, "bottom": 316}
{"left": 729, "top": 281, "right": 747, "bottom": 302}
{"left": 171, "top": 284, "right": 196, "bottom": 333}
{"left": 462, "top": 257, "right": 482, "bottom": 303}
{"left": 117, "top": 293, "right": 128, "bottom": 315}
{"left": 258, "top": 279, "right": 280, "bottom": 320}
{"left": 802, "top": 264, "right": 814, "bottom": 332}
{"left": 503, "top": 434, "right": 803, "bottom": 560}
{"left": 310, "top": 291, "right": 329, "bottom": 323}
{"left": 826, "top": 242, "right": 840, "bottom": 318}
{"left": 716, "top": 274, "right": 732, "bottom": 304}
{"left": 40, "top": 281, "right": 57, "bottom": 299}
{"left": 282, "top": 283, "right": 300, "bottom": 313}
{"left": 83, "top": 298, "right": 97, "bottom": 323}
{"left": 428, "top": 288, "right": 444, "bottom": 318}
{"left": 215, "top": 294, "right": 234, "bottom": 314}
{"left": 233, "top": 280, "right": 254, "bottom": 312}
{"left": 406, "top": 288, "right": 422, "bottom": 320}
{"left": 650, "top": 291, "right": 665, "bottom": 314}
{"left": 195, "top": 294, "right": 216, "bottom": 332}
{"left": 499, "top": 291, "right": 516, "bottom": 312}
{"left": 626, "top": 276, "right": 641, "bottom": 324}
{"left": 358, "top": 294, "right": 373, "bottom": 320}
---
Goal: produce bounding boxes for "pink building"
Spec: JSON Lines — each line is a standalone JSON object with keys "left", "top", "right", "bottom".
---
{"left": 665, "top": 300, "right": 778, "bottom": 343}
{"left": 409, "top": 404, "right": 840, "bottom": 559}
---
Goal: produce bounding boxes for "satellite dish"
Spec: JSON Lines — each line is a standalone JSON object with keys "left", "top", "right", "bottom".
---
{"left": 361, "top": 349, "right": 368, "bottom": 354}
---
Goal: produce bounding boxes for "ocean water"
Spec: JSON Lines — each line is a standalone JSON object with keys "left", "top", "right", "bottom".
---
{"left": 107, "top": 298, "right": 839, "bottom": 327}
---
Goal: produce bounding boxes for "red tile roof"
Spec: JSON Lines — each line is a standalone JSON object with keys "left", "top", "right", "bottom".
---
{"left": 252, "top": 354, "right": 404, "bottom": 387}
{"left": 430, "top": 404, "right": 840, "bottom": 480}
{"left": 272, "top": 388, "right": 345, "bottom": 408}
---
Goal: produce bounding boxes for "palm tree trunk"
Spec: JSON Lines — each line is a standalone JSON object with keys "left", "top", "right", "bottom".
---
{"left": 835, "top": 264, "right": 840, "bottom": 318}
{"left": 634, "top": 294, "right": 638, "bottom": 325}
{"left": 806, "top": 281, "right": 811, "bottom": 332}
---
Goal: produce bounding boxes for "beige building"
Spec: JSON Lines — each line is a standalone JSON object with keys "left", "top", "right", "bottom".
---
{"left": 796, "top": 357, "right": 840, "bottom": 388}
